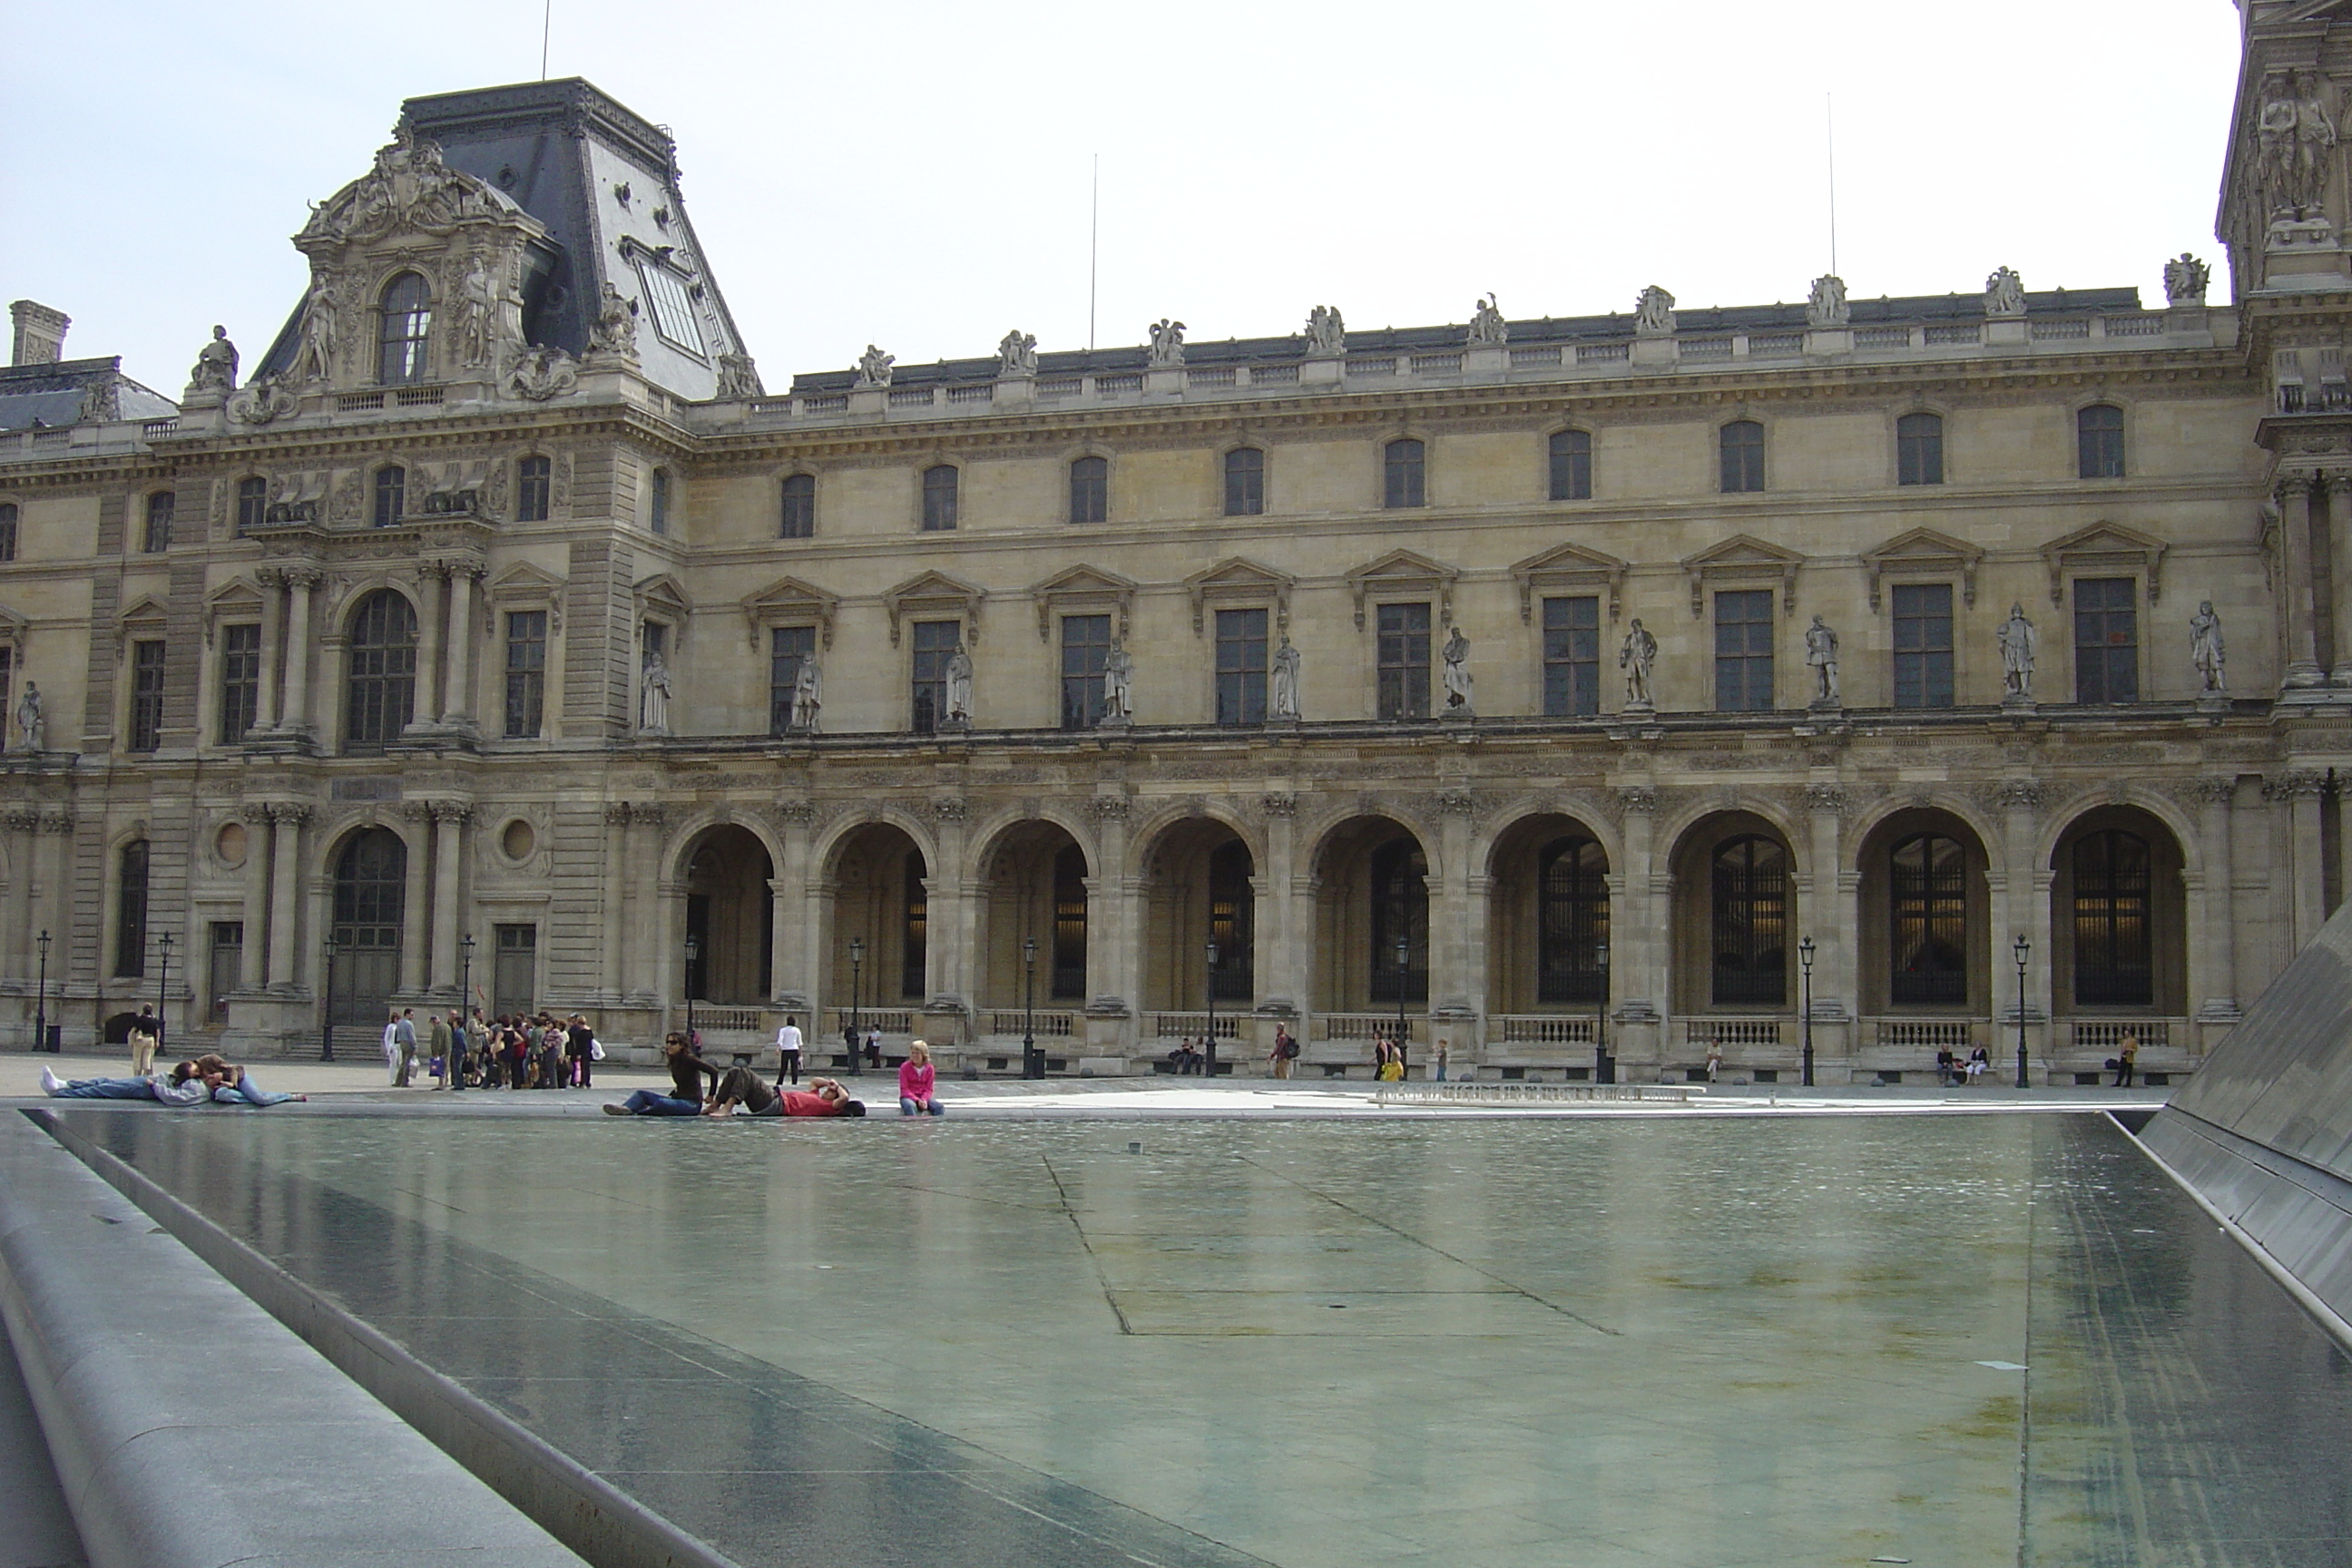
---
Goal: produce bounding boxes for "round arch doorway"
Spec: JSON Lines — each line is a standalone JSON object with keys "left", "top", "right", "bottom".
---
{"left": 330, "top": 827, "right": 407, "bottom": 1026}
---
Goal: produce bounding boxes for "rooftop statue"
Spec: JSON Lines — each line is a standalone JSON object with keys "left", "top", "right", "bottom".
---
{"left": 1984, "top": 265, "right": 2027, "bottom": 319}
{"left": 588, "top": 282, "right": 639, "bottom": 359}
{"left": 1303, "top": 305, "right": 1346, "bottom": 357}
{"left": 1634, "top": 285, "right": 1676, "bottom": 337}
{"left": 1806, "top": 274, "right": 1848, "bottom": 329}
{"left": 186, "top": 325, "right": 239, "bottom": 401}
{"left": 1466, "top": 293, "right": 1507, "bottom": 347}
{"left": 996, "top": 329, "right": 1037, "bottom": 377}
{"left": 2162, "top": 253, "right": 2211, "bottom": 306}
{"left": 855, "top": 343, "right": 895, "bottom": 388}
{"left": 1148, "top": 318, "right": 1187, "bottom": 368}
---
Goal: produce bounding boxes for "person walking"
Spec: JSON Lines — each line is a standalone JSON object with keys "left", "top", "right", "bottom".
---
{"left": 2114, "top": 1032, "right": 2139, "bottom": 1089}
{"left": 1433, "top": 1035, "right": 1450, "bottom": 1083}
{"left": 864, "top": 1024, "right": 883, "bottom": 1070}
{"left": 566, "top": 1014, "right": 596, "bottom": 1088}
{"left": 774, "top": 1014, "right": 804, "bottom": 1087}
{"left": 392, "top": 1008, "right": 419, "bottom": 1087}
{"left": 1268, "top": 1024, "right": 1294, "bottom": 1080}
{"left": 127, "top": 1005, "right": 161, "bottom": 1076}
{"left": 427, "top": 1010, "right": 454, "bottom": 1089}
{"left": 898, "top": 1040, "right": 945, "bottom": 1116}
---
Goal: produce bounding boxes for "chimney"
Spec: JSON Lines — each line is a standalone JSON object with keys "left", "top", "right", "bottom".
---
{"left": 10, "top": 301, "right": 70, "bottom": 367}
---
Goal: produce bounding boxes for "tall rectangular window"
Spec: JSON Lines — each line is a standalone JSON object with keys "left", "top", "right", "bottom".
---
{"left": 115, "top": 840, "right": 150, "bottom": 977}
{"left": 1215, "top": 608, "right": 1269, "bottom": 725}
{"left": 143, "top": 492, "right": 174, "bottom": 553}
{"left": 1891, "top": 583, "right": 1955, "bottom": 709}
{"left": 1383, "top": 439, "right": 1426, "bottom": 508}
{"left": 1720, "top": 421, "right": 1765, "bottom": 494}
{"left": 910, "top": 620, "right": 958, "bottom": 733}
{"left": 2078, "top": 405, "right": 2125, "bottom": 479}
{"left": 0, "top": 501, "right": 15, "bottom": 561}
{"left": 1542, "top": 595, "right": 1601, "bottom": 716}
{"left": 0, "top": 647, "right": 11, "bottom": 752}
{"left": 219, "top": 623, "right": 260, "bottom": 743}
{"left": 769, "top": 624, "right": 815, "bottom": 736}
{"left": 922, "top": 466, "right": 959, "bottom": 532}
{"left": 130, "top": 639, "right": 166, "bottom": 750}
{"left": 779, "top": 473, "right": 815, "bottom": 538}
{"left": 1713, "top": 590, "right": 1774, "bottom": 711}
{"left": 372, "top": 466, "right": 405, "bottom": 528}
{"left": 1548, "top": 430, "right": 1592, "bottom": 501}
{"left": 1896, "top": 412, "right": 1945, "bottom": 485}
{"left": 1068, "top": 456, "right": 1107, "bottom": 524}
{"left": 1061, "top": 613, "right": 1112, "bottom": 730}
{"left": 516, "top": 456, "right": 552, "bottom": 523}
{"left": 504, "top": 611, "right": 547, "bottom": 738}
{"left": 2073, "top": 576, "right": 2139, "bottom": 703}
{"left": 1224, "top": 447, "right": 1264, "bottom": 516}
{"left": 647, "top": 468, "right": 671, "bottom": 534}
{"left": 236, "top": 477, "right": 267, "bottom": 534}
{"left": 1377, "top": 603, "right": 1432, "bottom": 720}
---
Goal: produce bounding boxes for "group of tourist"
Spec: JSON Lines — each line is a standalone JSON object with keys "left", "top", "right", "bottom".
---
{"left": 378, "top": 1006, "right": 600, "bottom": 1091}
{"left": 42, "top": 1055, "right": 306, "bottom": 1107}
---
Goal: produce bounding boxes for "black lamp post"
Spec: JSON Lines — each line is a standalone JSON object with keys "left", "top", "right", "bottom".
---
{"left": 319, "top": 934, "right": 341, "bottom": 1061}
{"left": 155, "top": 930, "right": 173, "bottom": 1055}
{"left": 454, "top": 934, "right": 474, "bottom": 1093}
{"left": 1594, "top": 938, "right": 1612, "bottom": 1085}
{"left": 683, "top": 933, "right": 701, "bottom": 1046}
{"left": 1798, "top": 936, "right": 1817, "bottom": 1088}
{"left": 2013, "top": 934, "right": 2032, "bottom": 1090}
{"left": 1022, "top": 936, "right": 1041, "bottom": 1080}
{"left": 847, "top": 936, "right": 863, "bottom": 1076}
{"left": 34, "top": 929, "right": 50, "bottom": 1054}
{"left": 1393, "top": 932, "right": 1410, "bottom": 1078}
{"left": 1204, "top": 938, "right": 1220, "bottom": 1082}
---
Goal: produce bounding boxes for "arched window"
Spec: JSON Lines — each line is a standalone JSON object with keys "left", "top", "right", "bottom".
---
{"left": 1209, "top": 840, "right": 1255, "bottom": 1002}
{"left": 1720, "top": 420, "right": 1765, "bottom": 494}
{"left": 779, "top": 473, "right": 815, "bottom": 538}
{"left": 1223, "top": 447, "right": 1265, "bottom": 516}
{"left": 344, "top": 590, "right": 417, "bottom": 752}
{"left": 1383, "top": 438, "right": 1426, "bottom": 508}
{"left": 1052, "top": 842, "right": 1088, "bottom": 1000}
{"left": 1068, "top": 456, "right": 1108, "bottom": 524}
{"left": 922, "top": 465, "right": 959, "bottom": 532}
{"left": 1889, "top": 834, "right": 1966, "bottom": 1005}
{"left": 2078, "top": 404, "right": 2125, "bottom": 479}
{"left": 235, "top": 476, "right": 268, "bottom": 534}
{"left": 1369, "top": 838, "right": 1428, "bottom": 1004}
{"left": 330, "top": 828, "right": 407, "bottom": 1025}
{"left": 1536, "top": 836, "right": 1609, "bottom": 1003}
{"left": 1896, "top": 412, "right": 1944, "bottom": 485}
{"left": 377, "top": 272, "right": 432, "bottom": 385}
{"left": 114, "top": 839, "right": 150, "bottom": 977}
{"left": 1710, "top": 836, "right": 1787, "bottom": 1005}
{"left": 515, "top": 456, "right": 552, "bottom": 523}
{"left": 142, "top": 491, "right": 174, "bottom": 553}
{"left": 647, "top": 467, "right": 671, "bottom": 534}
{"left": 2073, "top": 829, "right": 2151, "bottom": 1005}
{"left": 901, "top": 852, "right": 928, "bottom": 998}
{"left": 372, "top": 466, "right": 405, "bottom": 528}
{"left": 1548, "top": 429, "right": 1592, "bottom": 501}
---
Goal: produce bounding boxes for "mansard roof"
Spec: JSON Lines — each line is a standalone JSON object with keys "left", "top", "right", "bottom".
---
{"left": 0, "top": 357, "right": 175, "bottom": 433}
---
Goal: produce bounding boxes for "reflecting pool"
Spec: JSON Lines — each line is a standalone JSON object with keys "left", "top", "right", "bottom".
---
{"left": 62, "top": 1110, "right": 2352, "bottom": 1568}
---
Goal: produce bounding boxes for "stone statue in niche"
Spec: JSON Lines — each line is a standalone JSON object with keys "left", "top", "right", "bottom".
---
{"left": 1620, "top": 619, "right": 1658, "bottom": 709}
{"left": 1466, "top": 293, "right": 1507, "bottom": 347}
{"left": 2190, "top": 601, "right": 2227, "bottom": 693}
{"left": 1634, "top": 285, "right": 1676, "bottom": 337}
{"left": 1998, "top": 603, "right": 2038, "bottom": 701}
{"left": 454, "top": 254, "right": 497, "bottom": 368}
{"left": 1440, "top": 627, "right": 1475, "bottom": 715}
{"left": 77, "top": 378, "right": 118, "bottom": 424}
{"left": 1805, "top": 614, "right": 1840, "bottom": 706}
{"left": 1984, "top": 266, "right": 2027, "bottom": 318}
{"left": 996, "top": 329, "right": 1037, "bottom": 377}
{"left": 505, "top": 344, "right": 578, "bottom": 402}
{"left": 2259, "top": 69, "right": 2337, "bottom": 220}
{"left": 1269, "top": 633, "right": 1301, "bottom": 719}
{"left": 791, "top": 655, "right": 823, "bottom": 734}
{"left": 297, "top": 275, "right": 342, "bottom": 383}
{"left": 1806, "top": 274, "right": 1849, "bottom": 329}
{"left": 2163, "top": 253, "right": 2211, "bottom": 305}
{"left": 185, "top": 325, "right": 239, "bottom": 403}
{"left": 639, "top": 652, "right": 672, "bottom": 734}
{"left": 945, "top": 642, "right": 975, "bottom": 724}
{"left": 1147, "top": 318, "right": 1186, "bottom": 368}
{"left": 714, "top": 352, "right": 761, "bottom": 400}
{"left": 1102, "top": 639, "right": 1133, "bottom": 722}
{"left": 587, "top": 282, "right": 638, "bottom": 359}
{"left": 854, "top": 344, "right": 894, "bottom": 388}
{"left": 1303, "top": 306, "right": 1346, "bottom": 357}
{"left": 14, "top": 681, "right": 42, "bottom": 752}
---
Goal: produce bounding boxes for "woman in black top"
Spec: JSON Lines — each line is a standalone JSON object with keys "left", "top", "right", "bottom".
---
{"left": 603, "top": 1032, "right": 724, "bottom": 1116}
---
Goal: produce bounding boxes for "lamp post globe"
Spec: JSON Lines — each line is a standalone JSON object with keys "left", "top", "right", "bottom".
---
{"left": 1798, "top": 936, "right": 1817, "bottom": 1088}
{"left": 2013, "top": 934, "right": 2032, "bottom": 1090}
{"left": 1204, "top": 938, "right": 1220, "bottom": 1082}
{"left": 683, "top": 933, "right": 701, "bottom": 1046}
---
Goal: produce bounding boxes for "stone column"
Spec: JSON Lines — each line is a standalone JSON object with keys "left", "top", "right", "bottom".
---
{"left": 601, "top": 805, "right": 631, "bottom": 1005}
{"left": 2189, "top": 778, "right": 2240, "bottom": 1024}
{"left": 398, "top": 808, "right": 430, "bottom": 995}
{"left": 1257, "top": 794, "right": 1303, "bottom": 1019}
{"left": 923, "top": 799, "right": 970, "bottom": 1012}
{"left": 630, "top": 806, "right": 668, "bottom": 1002}
{"left": 1994, "top": 780, "right": 2049, "bottom": 1075}
{"left": 2278, "top": 477, "right": 2325, "bottom": 688}
{"left": 252, "top": 572, "right": 284, "bottom": 730}
{"left": 281, "top": 569, "right": 320, "bottom": 732}
{"left": 1432, "top": 792, "right": 1477, "bottom": 1036}
{"left": 1802, "top": 784, "right": 1855, "bottom": 1029}
{"left": 42, "top": 814, "right": 74, "bottom": 991}
{"left": 409, "top": 565, "right": 446, "bottom": 730}
{"left": 1612, "top": 786, "right": 1664, "bottom": 1024}
{"left": 430, "top": 801, "right": 469, "bottom": 993}
{"left": 2269, "top": 772, "right": 2330, "bottom": 948}
{"left": 2328, "top": 472, "right": 2352, "bottom": 685}
{"left": 1086, "top": 795, "right": 1138, "bottom": 1054}
{"left": 444, "top": 564, "right": 481, "bottom": 729}
{"left": 265, "top": 804, "right": 308, "bottom": 988}
{"left": 5, "top": 809, "right": 36, "bottom": 981}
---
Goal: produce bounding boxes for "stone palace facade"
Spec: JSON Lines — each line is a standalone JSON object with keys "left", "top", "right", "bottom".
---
{"left": 4, "top": 9, "right": 2351, "bottom": 1081}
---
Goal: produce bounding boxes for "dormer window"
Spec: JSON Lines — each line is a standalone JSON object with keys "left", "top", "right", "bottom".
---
{"left": 378, "top": 272, "right": 432, "bottom": 385}
{"left": 632, "top": 260, "right": 705, "bottom": 356}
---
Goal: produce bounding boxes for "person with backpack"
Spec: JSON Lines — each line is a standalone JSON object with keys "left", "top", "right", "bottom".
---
{"left": 1269, "top": 1024, "right": 1297, "bottom": 1080}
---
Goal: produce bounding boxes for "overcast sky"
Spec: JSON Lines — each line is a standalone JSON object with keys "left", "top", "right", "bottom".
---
{"left": 4, "top": 1, "right": 2243, "bottom": 397}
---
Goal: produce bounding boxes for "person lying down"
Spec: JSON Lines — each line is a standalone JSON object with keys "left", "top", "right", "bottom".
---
{"left": 704, "top": 1067, "right": 865, "bottom": 1118}
{"left": 42, "top": 1056, "right": 306, "bottom": 1106}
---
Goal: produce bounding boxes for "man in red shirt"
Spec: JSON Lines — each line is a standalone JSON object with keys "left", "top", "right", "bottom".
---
{"left": 702, "top": 1068, "right": 865, "bottom": 1118}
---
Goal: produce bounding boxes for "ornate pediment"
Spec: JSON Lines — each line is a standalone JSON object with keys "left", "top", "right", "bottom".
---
{"left": 114, "top": 593, "right": 169, "bottom": 654}
{"left": 632, "top": 573, "right": 693, "bottom": 644}
{"left": 1860, "top": 526, "right": 1985, "bottom": 611}
{"left": 740, "top": 575, "right": 840, "bottom": 650}
{"left": 202, "top": 576, "right": 267, "bottom": 649}
{"left": 1183, "top": 556, "right": 1294, "bottom": 634}
{"left": 1031, "top": 564, "right": 1137, "bottom": 641}
{"left": 1346, "top": 548, "right": 1459, "bottom": 630}
{"left": 2041, "top": 522, "right": 2168, "bottom": 604}
{"left": 1510, "top": 540, "right": 1629, "bottom": 622}
{"left": 0, "top": 600, "right": 27, "bottom": 650}
{"left": 1681, "top": 534, "right": 1803, "bottom": 616}
{"left": 485, "top": 562, "right": 566, "bottom": 636}
{"left": 884, "top": 570, "right": 985, "bottom": 646}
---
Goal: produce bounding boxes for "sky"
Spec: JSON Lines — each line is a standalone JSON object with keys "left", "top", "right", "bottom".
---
{"left": 3, "top": 1, "right": 2244, "bottom": 397}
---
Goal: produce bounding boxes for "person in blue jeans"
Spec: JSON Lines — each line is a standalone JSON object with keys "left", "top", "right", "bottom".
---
{"left": 42, "top": 1066, "right": 171, "bottom": 1100}
{"left": 603, "top": 1032, "right": 722, "bottom": 1116}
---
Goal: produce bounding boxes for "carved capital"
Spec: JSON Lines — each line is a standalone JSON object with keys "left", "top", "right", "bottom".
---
{"left": 1994, "top": 779, "right": 2045, "bottom": 812}
{"left": 603, "top": 803, "right": 633, "bottom": 827}
{"left": 1436, "top": 789, "right": 1477, "bottom": 817}
{"left": 281, "top": 565, "right": 325, "bottom": 592}
{"left": 1615, "top": 786, "right": 1661, "bottom": 815}
{"left": 4, "top": 808, "right": 41, "bottom": 833}
{"left": 429, "top": 800, "right": 474, "bottom": 826}
{"left": 929, "top": 797, "right": 968, "bottom": 822}
{"left": 2178, "top": 776, "right": 2239, "bottom": 808}
{"left": 268, "top": 802, "right": 313, "bottom": 826}
{"left": 1088, "top": 796, "right": 1131, "bottom": 821}
{"left": 38, "top": 812, "right": 75, "bottom": 835}
{"left": 775, "top": 799, "right": 818, "bottom": 828}
{"left": 2277, "top": 473, "right": 2317, "bottom": 504}
{"left": 1802, "top": 783, "right": 1848, "bottom": 816}
{"left": 629, "top": 803, "right": 670, "bottom": 827}
{"left": 2265, "top": 769, "right": 2329, "bottom": 802}
{"left": 1260, "top": 792, "right": 1298, "bottom": 818}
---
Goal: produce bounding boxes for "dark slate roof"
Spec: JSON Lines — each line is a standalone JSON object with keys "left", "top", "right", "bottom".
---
{"left": 0, "top": 357, "right": 176, "bottom": 432}
{"left": 786, "top": 287, "right": 2148, "bottom": 394}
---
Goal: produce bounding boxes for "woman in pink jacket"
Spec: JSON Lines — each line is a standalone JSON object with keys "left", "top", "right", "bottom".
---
{"left": 897, "top": 1039, "right": 945, "bottom": 1116}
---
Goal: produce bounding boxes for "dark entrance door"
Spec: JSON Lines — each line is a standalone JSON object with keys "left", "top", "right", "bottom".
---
{"left": 331, "top": 828, "right": 405, "bottom": 1026}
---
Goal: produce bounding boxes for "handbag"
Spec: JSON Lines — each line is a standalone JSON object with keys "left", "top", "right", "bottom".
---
{"left": 590, "top": 1037, "right": 605, "bottom": 1062}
